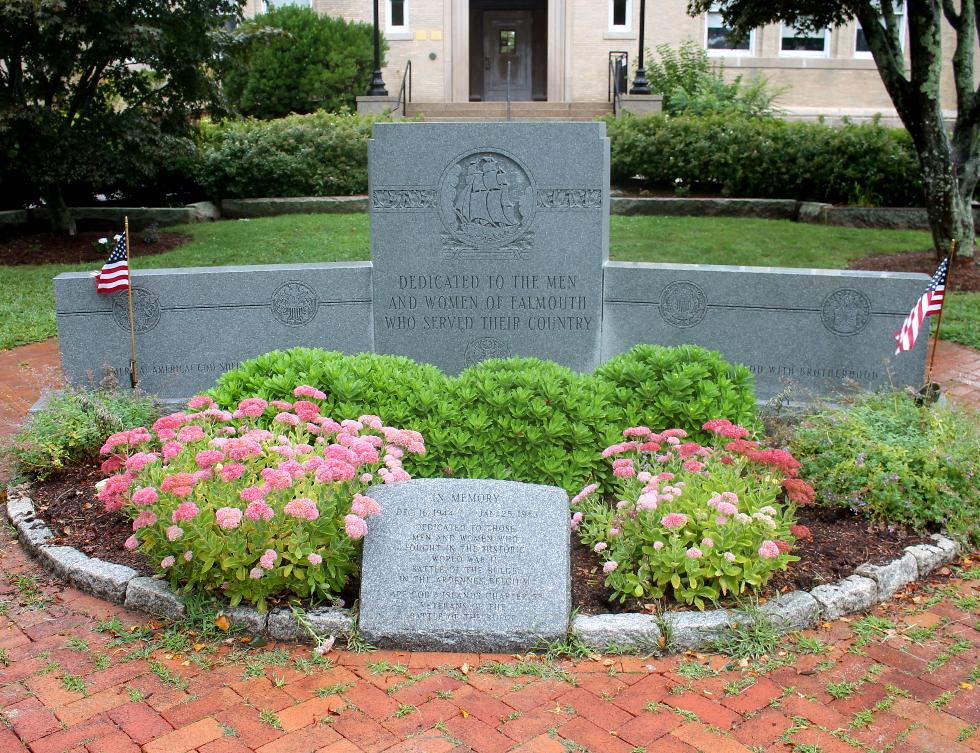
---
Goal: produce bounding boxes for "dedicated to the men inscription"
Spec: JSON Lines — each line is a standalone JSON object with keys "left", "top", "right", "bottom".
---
{"left": 358, "top": 478, "right": 571, "bottom": 651}
{"left": 370, "top": 122, "right": 608, "bottom": 374}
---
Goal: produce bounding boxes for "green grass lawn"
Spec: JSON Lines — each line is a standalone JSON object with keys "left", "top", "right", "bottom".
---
{"left": 2, "top": 213, "right": 976, "bottom": 351}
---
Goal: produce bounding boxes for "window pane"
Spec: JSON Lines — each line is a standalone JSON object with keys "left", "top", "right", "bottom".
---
{"left": 707, "top": 13, "right": 749, "bottom": 50}
{"left": 856, "top": 28, "right": 869, "bottom": 52}
{"left": 499, "top": 30, "right": 516, "bottom": 54}
{"left": 390, "top": 0, "right": 405, "bottom": 27}
{"left": 266, "top": 0, "right": 311, "bottom": 7}
{"left": 782, "top": 23, "right": 826, "bottom": 52}
{"left": 612, "top": 0, "right": 627, "bottom": 27}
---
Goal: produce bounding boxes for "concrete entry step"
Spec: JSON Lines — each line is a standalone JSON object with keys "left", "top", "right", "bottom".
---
{"left": 406, "top": 101, "right": 613, "bottom": 121}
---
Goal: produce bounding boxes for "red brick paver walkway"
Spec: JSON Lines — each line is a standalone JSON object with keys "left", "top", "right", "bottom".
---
{"left": 0, "top": 535, "right": 976, "bottom": 753}
{"left": 1, "top": 339, "right": 979, "bottom": 752}
{"left": 929, "top": 339, "right": 980, "bottom": 408}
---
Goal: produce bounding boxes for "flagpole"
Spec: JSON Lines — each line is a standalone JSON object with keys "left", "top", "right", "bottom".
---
{"left": 124, "top": 216, "right": 138, "bottom": 390}
{"left": 925, "top": 239, "right": 956, "bottom": 387}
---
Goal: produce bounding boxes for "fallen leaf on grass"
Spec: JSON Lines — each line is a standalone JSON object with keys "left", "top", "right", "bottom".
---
{"left": 214, "top": 614, "right": 231, "bottom": 631}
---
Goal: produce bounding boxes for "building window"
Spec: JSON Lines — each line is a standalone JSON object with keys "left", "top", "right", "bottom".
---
{"left": 386, "top": 0, "right": 408, "bottom": 32}
{"left": 264, "top": 0, "right": 311, "bottom": 8}
{"left": 856, "top": 2, "right": 906, "bottom": 57}
{"left": 609, "top": 0, "right": 631, "bottom": 32}
{"left": 705, "top": 3, "right": 754, "bottom": 55}
{"left": 780, "top": 18, "right": 830, "bottom": 56}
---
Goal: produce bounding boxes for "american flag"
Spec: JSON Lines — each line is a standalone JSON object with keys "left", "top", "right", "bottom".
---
{"left": 894, "top": 255, "right": 949, "bottom": 354}
{"left": 94, "top": 234, "right": 129, "bottom": 294}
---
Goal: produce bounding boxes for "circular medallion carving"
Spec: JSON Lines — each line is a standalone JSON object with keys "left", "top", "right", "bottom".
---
{"left": 659, "top": 281, "right": 708, "bottom": 328}
{"left": 439, "top": 149, "right": 536, "bottom": 248}
{"left": 821, "top": 288, "right": 871, "bottom": 336}
{"left": 112, "top": 286, "right": 161, "bottom": 333}
{"left": 271, "top": 281, "right": 319, "bottom": 327}
{"left": 464, "top": 337, "right": 504, "bottom": 366}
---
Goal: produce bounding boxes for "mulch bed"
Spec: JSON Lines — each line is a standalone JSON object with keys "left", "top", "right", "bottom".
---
{"left": 0, "top": 230, "right": 191, "bottom": 266}
{"left": 29, "top": 462, "right": 933, "bottom": 616}
{"left": 848, "top": 250, "right": 980, "bottom": 292}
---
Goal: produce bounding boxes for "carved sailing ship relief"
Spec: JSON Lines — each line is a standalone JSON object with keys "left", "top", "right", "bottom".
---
{"left": 439, "top": 150, "right": 535, "bottom": 259}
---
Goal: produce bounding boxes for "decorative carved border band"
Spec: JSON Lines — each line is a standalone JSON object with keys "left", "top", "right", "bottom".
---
{"left": 536, "top": 189, "right": 603, "bottom": 210}
{"left": 371, "top": 189, "right": 438, "bottom": 211}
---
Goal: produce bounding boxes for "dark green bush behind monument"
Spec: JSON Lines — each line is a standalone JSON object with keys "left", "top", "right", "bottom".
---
{"left": 223, "top": 6, "right": 380, "bottom": 119}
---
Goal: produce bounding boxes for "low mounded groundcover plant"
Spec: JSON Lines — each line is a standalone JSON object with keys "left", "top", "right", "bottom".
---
{"left": 207, "top": 344, "right": 759, "bottom": 495}
{"left": 96, "top": 386, "right": 424, "bottom": 612}
{"left": 574, "top": 419, "right": 814, "bottom": 609}
{"left": 791, "top": 389, "right": 980, "bottom": 545}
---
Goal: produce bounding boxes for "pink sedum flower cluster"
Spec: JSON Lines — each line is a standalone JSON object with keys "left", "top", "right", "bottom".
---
{"left": 570, "top": 421, "right": 804, "bottom": 609}
{"left": 96, "top": 387, "right": 426, "bottom": 613}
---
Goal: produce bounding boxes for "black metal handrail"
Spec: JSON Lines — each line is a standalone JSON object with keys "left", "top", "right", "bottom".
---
{"left": 395, "top": 60, "right": 412, "bottom": 117}
{"left": 506, "top": 59, "right": 512, "bottom": 122}
{"left": 608, "top": 50, "right": 628, "bottom": 116}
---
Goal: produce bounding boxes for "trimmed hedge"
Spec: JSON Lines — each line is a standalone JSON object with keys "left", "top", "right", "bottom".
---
{"left": 606, "top": 114, "right": 922, "bottom": 207}
{"left": 195, "top": 111, "right": 923, "bottom": 206}
{"left": 196, "top": 111, "right": 390, "bottom": 199}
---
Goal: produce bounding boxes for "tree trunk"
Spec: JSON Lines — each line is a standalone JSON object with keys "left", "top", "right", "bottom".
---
{"left": 45, "top": 185, "right": 76, "bottom": 235}
{"left": 916, "top": 124, "right": 976, "bottom": 260}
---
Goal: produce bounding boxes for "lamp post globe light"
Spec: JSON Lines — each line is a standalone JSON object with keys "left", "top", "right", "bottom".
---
{"left": 629, "top": 0, "right": 651, "bottom": 95}
{"left": 368, "top": 0, "right": 388, "bottom": 96}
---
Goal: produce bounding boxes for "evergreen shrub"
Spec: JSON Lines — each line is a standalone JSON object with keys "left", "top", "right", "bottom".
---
{"left": 196, "top": 111, "right": 387, "bottom": 198}
{"left": 223, "top": 6, "right": 379, "bottom": 119}
{"left": 606, "top": 114, "right": 922, "bottom": 207}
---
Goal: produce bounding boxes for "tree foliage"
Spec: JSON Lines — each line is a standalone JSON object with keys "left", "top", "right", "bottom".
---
{"left": 647, "top": 40, "right": 781, "bottom": 117}
{"left": 687, "top": 0, "right": 978, "bottom": 258}
{"left": 0, "top": 0, "right": 242, "bottom": 230}
{"left": 222, "top": 6, "right": 380, "bottom": 119}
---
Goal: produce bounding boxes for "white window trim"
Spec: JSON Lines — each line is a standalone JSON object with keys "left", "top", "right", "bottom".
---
{"left": 704, "top": 8, "right": 755, "bottom": 57}
{"left": 854, "top": 3, "right": 907, "bottom": 59}
{"left": 779, "top": 21, "right": 831, "bottom": 57}
{"left": 385, "top": 0, "right": 411, "bottom": 40}
{"left": 608, "top": 0, "right": 632, "bottom": 33}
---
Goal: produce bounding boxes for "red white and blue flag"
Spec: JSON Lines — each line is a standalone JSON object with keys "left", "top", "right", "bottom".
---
{"left": 94, "top": 234, "right": 129, "bottom": 294}
{"left": 894, "top": 255, "right": 949, "bottom": 354}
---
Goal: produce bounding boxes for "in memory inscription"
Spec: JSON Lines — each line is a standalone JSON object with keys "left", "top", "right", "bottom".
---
{"left": 370, "top": 122, "right": 608, "bottom": 374}
{"left": 358, "top": 478, "right": 571, "bottom": 651}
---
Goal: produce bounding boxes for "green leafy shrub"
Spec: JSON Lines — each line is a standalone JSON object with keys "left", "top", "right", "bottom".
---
{"left": 596, "top": 344, "right": 760, "bottom": 442}
{"left": 197, "top": 111, "right": 387, "bottom": 198}
{"left": 790, "top": 390, "right": 980, "bottom": 544}
{"left": 208, "top": 349, "right": 446, "bottom": 478}
{"left": 439, "top": 358, "right": 621, "bottom": 490}
{"left": 606, "top": 114, "right": 922, "bottom": 207}
{"left": 208, "top": 346, "right": 758, "bottom": 494}
{"left": 223, "top": 6, "right": 380, "bottom": 119}
{"left": 647, "top": 40, "right": 780, "bottom": 117}
{"left": 574, "top": 420, "right": 810, "bottom": 609}
{"left": 9, "top": 389, "right": 159, "bottom": 478}
{"left": 97, "top": 389, "right": 424, "bottom": 612}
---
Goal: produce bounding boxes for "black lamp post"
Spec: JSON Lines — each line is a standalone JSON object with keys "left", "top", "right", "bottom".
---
{"left": 367, "top": 0, "right": 388, "bottom": 96}
{"left": 629, "top": 0, "right": 651, "bottom": 95}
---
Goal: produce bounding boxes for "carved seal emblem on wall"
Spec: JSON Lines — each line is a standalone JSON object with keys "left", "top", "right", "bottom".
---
{"left": 271, "top": 281, "right": 319, "bottom": 326}
{"left": 659, "top": 281, "right": 708, "bottom": 328}
{"left": 821, "top": 288, "right": 872, "bottom": 335}
{"left": 112, "top": 286, "right": 161, "bottom": 333}
{"left": 464, "top": 337, "right": 504, "bottom": 366}
{"left": 439, "top": 149, "right": 536, "bottom": 253}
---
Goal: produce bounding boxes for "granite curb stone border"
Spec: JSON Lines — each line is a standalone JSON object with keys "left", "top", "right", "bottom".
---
{"left": 5, "top": 483, "right": 959, "bottom": 653}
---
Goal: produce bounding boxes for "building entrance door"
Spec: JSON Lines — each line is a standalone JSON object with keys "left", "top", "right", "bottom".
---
{"left": 483, "top": 10, "right": 533, "bottom": 101}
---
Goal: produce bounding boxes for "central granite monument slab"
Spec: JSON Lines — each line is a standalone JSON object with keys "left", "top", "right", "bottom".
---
{"left": 370, "top": 122, "right": 608, "bottom": 374}
{"left": 358, "top": 478, "right": 571, "bottom": 651}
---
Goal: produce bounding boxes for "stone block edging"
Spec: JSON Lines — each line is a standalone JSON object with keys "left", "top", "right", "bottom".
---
{"left": 6, "top": 483, "right": 958, "bottom": 653}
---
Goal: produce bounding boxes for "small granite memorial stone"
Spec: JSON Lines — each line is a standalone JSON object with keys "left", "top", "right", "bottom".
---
{"left": 370, "top": 122, "right": 608, "bottom": 374}
{"left": 359, "top": 478, "right": 571, "bottom": 651}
